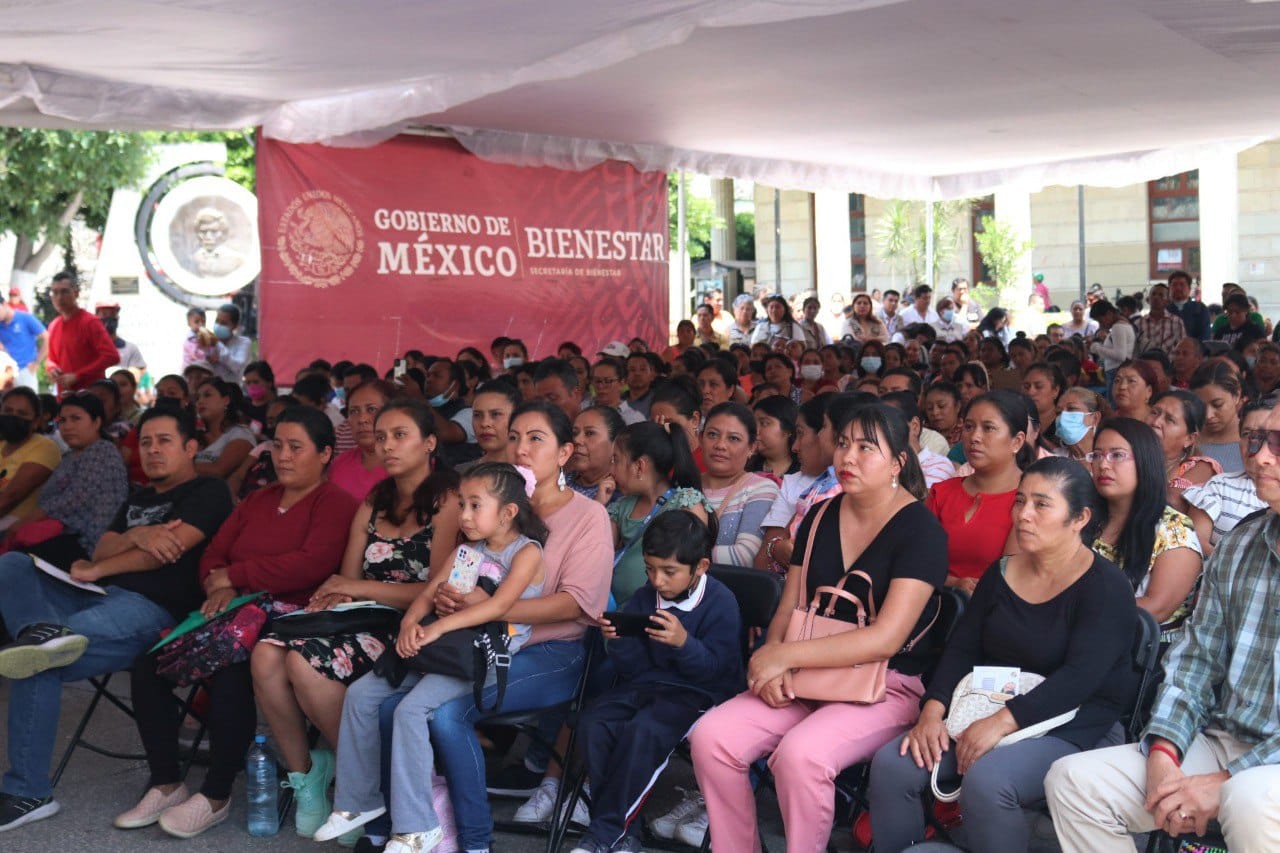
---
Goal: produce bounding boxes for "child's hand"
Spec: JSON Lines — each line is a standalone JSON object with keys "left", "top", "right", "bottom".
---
{"left": 396, "top": 623, "right": 430, "bottom": 658}
{"left": 646, "top": 610, "right": 688, "bottom": 648}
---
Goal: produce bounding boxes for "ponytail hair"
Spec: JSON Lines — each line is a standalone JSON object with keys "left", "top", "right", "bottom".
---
{"left": 462, "top": 461, "right": 550, "bottom": 547}
{"left": 616, "top": 421, "right": 702, "bottom": 491}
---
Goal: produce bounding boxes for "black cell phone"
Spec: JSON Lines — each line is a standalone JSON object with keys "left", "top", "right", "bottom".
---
{"left": 603, "top": 611, "right": 656, "bottom": 638}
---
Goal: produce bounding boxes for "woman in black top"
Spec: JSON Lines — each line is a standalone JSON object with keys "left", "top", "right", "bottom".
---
{"left": 690, "top": 403, "right": 948, "bottom": 853}
{"left": 869, "top": 457, "right": 1138, "bottom": 853}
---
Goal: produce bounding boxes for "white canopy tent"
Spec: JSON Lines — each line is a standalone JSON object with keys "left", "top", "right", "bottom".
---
{"left": 3, "top": 0, "right": 1280, "bottom": 199}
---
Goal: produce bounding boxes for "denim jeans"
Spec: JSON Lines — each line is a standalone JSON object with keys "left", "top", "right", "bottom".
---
{"left": 374, "top": 639, "right": 586, "bottom": 850}
{"left": 0, "top": 552, "right": 173, "bottom": 799}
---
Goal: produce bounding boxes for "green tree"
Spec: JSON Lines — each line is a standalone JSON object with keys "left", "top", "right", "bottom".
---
{"left": 874, "top": 199, "right": 970, "bottom": 286}
{"left": 974, "top": 215, "right": 1034, "bottom": 305}
{"left": 735, "top": 211, "right": 755, "bottom": 261}
{"left": 150, "top": 129, "right": 256, "bottom": 190}
{"left": 668, "top": 173, "right": 720, "bottom": 260}
{"left": 0, "top": 129, "right": 153, "bottom": 278}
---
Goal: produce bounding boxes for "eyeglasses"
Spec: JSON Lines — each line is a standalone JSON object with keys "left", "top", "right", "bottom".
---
{"left": 593, "top": 377, "right": 619, "bottom": 386}
{"left": 1244, "top": 429, "right": 1280, "bottom": 457}
{"left": 1084, "top": 449, "right": 1133, "bottom": 465}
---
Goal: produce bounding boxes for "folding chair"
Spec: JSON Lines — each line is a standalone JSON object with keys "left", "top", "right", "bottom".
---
{"left": 51, "top": 670, "right": 207, "bottom": 788}
{"left": 489, "top": 628, "right": 601, "bottom": 853}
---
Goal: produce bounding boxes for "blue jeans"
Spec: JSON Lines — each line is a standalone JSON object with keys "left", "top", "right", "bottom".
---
{"left": 0, "top": 552, "right": 173, "bottom": 798}
{"left": 375, "top": 640, "right": 586, "bottom": 850}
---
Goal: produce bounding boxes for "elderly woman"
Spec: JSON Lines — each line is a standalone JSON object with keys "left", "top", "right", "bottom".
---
{"left": 691, "top": 403, "right": 946, "bottom": 853}
{"left": 119, "top": 407, "right": 358, "bottom": 839}
{"left": 871, "top": 458, "right": 1137, "bottom": 853}
{"left": 1146, "top": 389, "right": 1219, "bottom": 510}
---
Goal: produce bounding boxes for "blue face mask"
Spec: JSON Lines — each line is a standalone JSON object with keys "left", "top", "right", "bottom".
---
{"left": 428, "top": 383, "right": 454, "bottom": 408}
{"left": 1055, "top": 411, "right": 1092, "bottom": 446}
{"left": 503, "top": 356, "right": 524, "bottom": 369}
{"left": 1246, "top": 355, "right": 1258, "bottom": 370}
{"left": 334, "top": 387, "right": 346, "bottom": 403}
{"left": 213, "top": 323, "right": 232, "bottom": 341}
{"left": 940, "top": 308, "right": 955, "bottom": 324}
{"left": 861, "top": 356, "right": 882, "bottom": 373}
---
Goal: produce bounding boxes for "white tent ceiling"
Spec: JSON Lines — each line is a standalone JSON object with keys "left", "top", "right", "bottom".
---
{"left": 3, "top": 0, "right": 1280, "bottom": 198}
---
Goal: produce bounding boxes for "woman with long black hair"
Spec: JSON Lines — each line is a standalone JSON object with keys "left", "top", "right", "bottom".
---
{"left": 1088, "top": 417, "right": 1203, "bottom": 644}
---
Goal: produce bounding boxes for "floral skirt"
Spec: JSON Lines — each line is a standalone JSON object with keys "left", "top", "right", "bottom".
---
{"left": 260, "top": 629, "right": 393, "bottom": 685}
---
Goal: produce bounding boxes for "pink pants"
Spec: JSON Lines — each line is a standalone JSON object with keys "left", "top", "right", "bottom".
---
{"left": 689, "top": 670, "right": 924, "bottom": 853}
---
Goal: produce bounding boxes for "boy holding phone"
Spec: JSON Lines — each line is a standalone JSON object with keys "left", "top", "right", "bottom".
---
{"left": 582, "top": 511, "right": 741, "bottom": 853}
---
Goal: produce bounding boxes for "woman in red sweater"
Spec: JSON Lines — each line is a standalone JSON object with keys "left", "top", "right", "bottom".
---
{"left": 121, "top": 406, "right": 358, "bottom": 839}
{"left": 926, "top": 390, "right": 1030, "bottom": 593}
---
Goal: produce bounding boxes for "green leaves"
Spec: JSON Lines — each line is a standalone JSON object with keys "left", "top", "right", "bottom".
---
{"left": 973, "top": 215, "right": 1034, "bottom": 302}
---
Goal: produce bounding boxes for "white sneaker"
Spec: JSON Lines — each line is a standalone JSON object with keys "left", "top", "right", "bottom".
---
{"left": 563, "top": 787, "right": 590, "bottom": 829}
{"left": 650, "top": 787, "right": 703, "bottom": 839}
{"left": 513, "top": 780, "right": 558, "bottom": 823}
{"left": 313, "top": 807, "right": 387, "bottom": 842}
{"left": 674, "top": 805, "right": 709, "bottom": 847}
{"left": 385, "top": 826, "right": 443, "bottom": 853}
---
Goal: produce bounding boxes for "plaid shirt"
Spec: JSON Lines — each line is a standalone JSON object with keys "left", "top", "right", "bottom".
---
{"left": 1133, "top": 311, "right": 1185, "bottom": 356}
{"left": 1145, "top": 508, "right": 1280, "bottom": 773}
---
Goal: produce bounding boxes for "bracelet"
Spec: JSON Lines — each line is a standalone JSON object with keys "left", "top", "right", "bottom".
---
{"left": 765, "top": 535, "right": 784, "bottom": 562}
{"left": 1149, "top": 742, "right": 1181, "bottom": 766}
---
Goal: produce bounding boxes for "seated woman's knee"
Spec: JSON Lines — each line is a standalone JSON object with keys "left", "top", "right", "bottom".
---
{"left": 770, "top": 728, "right": 837, "bottom": 781}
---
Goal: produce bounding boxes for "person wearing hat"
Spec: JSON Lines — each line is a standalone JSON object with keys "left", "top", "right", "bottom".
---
{"left": 94, "top": 302, "right": 146, "bottom": 380}
{"left": 0, "top": 296, "right": 46, "bottom": 390}
{"left": 728, "top": 293, "right": 759, "bottom": 347}
{"left": 45, "top": 272, "right": 120, "bottom": 397}
{"left": 1032, "top": 273, "right": 1051, "bottom": 310}
{"left": 597, "top": 341, "right": 631, "bottom": 359}
{"left": 7, "top": 287, "right": 28, "bottom": 314}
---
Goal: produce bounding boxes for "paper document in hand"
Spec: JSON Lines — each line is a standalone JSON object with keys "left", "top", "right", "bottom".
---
{"left": 32, "top": 556, "right": 106, "bottom": 595}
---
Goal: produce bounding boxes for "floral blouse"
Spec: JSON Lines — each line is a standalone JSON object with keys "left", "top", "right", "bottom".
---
{"left": 1093, "top": 505, "right": 1203, "bottom": 641}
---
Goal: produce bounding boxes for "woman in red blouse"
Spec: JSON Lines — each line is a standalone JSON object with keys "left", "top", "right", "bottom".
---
{"left": 122, "top": 406, "right": 358, "bottom": 839}
{"left": 926, "top": 390, "right": 1030, "bottom": 593}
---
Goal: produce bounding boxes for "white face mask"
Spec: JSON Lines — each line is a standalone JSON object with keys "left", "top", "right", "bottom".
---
{"left": 800, "top": 364, "right": 823, "bottom": 381}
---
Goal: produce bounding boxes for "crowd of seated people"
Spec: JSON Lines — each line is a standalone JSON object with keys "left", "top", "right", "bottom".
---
{"left": 0, "top": 274, "right": 1279, "bottom": 852}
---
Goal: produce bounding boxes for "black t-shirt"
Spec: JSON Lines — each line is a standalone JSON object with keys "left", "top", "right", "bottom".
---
{"left": 103, "top": 476, "right": 235, "bottom": 619}
{"left": 790, "top": 497, "right": 948, "bottom": 676}
{"left": 924, "top": 552, "right": 1138, "bottom": 749}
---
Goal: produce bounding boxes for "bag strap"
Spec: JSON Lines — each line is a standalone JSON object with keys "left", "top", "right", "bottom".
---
{"left": 473, "top": 621, "right": 511, "bottom": 713}
{"left": 793, "top": 497, "right": 836, "bottom": 607}
{"left": 613, "top": 488, "right": 676, "bottom": 570}
{"left": 832, "top": 569, "right": 879, "bottom": 621}
{"left": 900, "top": 593, "right": 941, "bottom": 653}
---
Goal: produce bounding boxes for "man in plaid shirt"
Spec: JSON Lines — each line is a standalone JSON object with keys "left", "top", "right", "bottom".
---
{"left": 1046, "top": 404, "right": 1280, "bottom": 851}
{"left": 1132, "top": 283, "right": 1186, "bottom": 357}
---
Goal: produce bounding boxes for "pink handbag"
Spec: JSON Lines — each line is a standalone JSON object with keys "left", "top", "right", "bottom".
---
{"left": 782, "top": 499, "right": 935, "bottom": 703}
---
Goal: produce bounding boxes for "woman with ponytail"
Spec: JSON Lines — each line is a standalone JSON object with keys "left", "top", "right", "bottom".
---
{"left": 607, "top": 420, "right": 712, "bottom": 603}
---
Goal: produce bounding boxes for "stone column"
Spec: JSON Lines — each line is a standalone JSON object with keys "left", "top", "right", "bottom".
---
{"left": 1197, "top": 152, "right": 1239, "bottom": 291}
{"left": 710, "top": 178, "right": 737, "bottom": 263}
{"left": 814, "top": 190, "right": 854, "bottom": 319}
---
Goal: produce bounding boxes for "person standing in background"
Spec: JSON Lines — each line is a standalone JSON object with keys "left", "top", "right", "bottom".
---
{"left": 1166, "top": 270, "right": 1211, "bottom": 342}
{"left": 207, "top": 303, "right": 252, "bottom": 385}
{"left": 45, "top": 272, "right": 119, "bottom": 397}
{"left": 0, "top": 300, "right": 47, "bottom": 390}
{"left": 94, "top": 302, "right": 146, "bottom": 381}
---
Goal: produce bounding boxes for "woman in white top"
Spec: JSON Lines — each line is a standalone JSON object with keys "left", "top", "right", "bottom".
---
{"left": 931, "top": 296, "right": 968, "bottom": 344}
{"left": 194, "top": 378, "right": 257, "bottom": 479}
{"left": 840, "top": 293, "right": 888, "bottom": 342}
{"left": 1088, "top": 300, "right": 1135, "bottom": 378}
{"left": 1061, "top": 300, "right": 1100, "bottom": 339}
{"left": 750, "top": 295, "right": 810, "bottom": 347}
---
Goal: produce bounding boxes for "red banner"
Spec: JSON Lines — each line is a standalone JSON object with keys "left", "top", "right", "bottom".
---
{"left": 256, "top": 135, "right": 668, "bottom": 377}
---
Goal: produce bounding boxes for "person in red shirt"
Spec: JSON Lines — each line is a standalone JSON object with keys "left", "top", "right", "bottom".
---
{"left": 44, "top": 272, "right": 119, "bottom": 397}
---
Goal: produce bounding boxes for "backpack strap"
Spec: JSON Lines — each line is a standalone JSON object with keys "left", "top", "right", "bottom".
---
{"left": 473, "top": 622, "right": 512, "bottom": 713}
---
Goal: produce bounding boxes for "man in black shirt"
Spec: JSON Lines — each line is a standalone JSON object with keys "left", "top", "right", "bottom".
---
{"left": 0, "top": 406, "right": 233, "bottom": 832}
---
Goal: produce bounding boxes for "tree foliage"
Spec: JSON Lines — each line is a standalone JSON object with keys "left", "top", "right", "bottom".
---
{"left": 735, "top": 211, "right": 755, "bottom": 261}
{"left": 974, "top": 214, "right": 1034, "bottom": 305}
{"left": 150, "top": 129, "right": 256, "bottom": 190}
{"left": 668, "top": 173, "right": 722, "bottom": 261}
{"left": 874, "top": 198, "right": 971, "bottom": 286}
{"left": 0, "top": 129, "right": 153, "bottom": 274}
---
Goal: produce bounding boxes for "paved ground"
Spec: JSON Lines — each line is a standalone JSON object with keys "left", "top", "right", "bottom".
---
{"left": 0, "top": 678, "right": 1078, "bottom": 852}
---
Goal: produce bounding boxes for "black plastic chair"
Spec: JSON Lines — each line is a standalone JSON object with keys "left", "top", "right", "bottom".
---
{"left": 52, "top": 671, "right": 207, "bottom": 788}
{"left": 490, "top": 628, "right": 601, "bottom": 853}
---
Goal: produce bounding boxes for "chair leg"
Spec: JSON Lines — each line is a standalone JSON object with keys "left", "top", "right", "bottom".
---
{"left": 51, "top": 675, "right": 112, "bottom": 788}
{"left": 548, "top": 757, "right": 588, "bottom": 853}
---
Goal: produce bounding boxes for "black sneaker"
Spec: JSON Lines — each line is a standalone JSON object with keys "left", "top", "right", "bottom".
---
{"left": 485, "top": 762, "right": 545, "bottom": 798}
{"left": 0, "top": 623, "right": 88, "bottom": 680}
{"left": 0, "top": 793, "right": 60, "bottom": 832}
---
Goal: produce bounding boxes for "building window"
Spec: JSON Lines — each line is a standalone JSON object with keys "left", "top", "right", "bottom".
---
{"left": 849, "top": 194, "right": 866, "bottom": 287}
{"left": 971, "top": 196, "right": 995, "bottom": 284}
{"left": 1149, "top": 171, "right": 1199, "bottom": 279}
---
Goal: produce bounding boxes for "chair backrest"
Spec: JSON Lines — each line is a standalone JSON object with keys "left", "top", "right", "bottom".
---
{"left": 1125, "top": 607, "right": 1163, "bottom": 742}
{"left": 708, "top": 563, "right": 784, "bottom": 662}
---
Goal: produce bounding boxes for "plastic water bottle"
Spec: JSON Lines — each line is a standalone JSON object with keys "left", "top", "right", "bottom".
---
{"left": 246, "top": 734, "right": 279, "bottom": 836}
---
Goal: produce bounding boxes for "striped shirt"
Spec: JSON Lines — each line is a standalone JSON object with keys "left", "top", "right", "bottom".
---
{"left": 1145, "top": 508, "right": 1280, "bottom": 773}
{"left": 704, "top": 474, "right": 781, "bottom": 567}
{"left": 1182, "top": 471, "right": 1266, "bottom": 547}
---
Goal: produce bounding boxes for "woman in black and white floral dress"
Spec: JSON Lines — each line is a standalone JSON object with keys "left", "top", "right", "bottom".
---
{"left": 250, "top": 400, "right": 461, "bottom": 836}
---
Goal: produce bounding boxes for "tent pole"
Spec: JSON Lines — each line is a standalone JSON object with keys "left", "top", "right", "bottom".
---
{"left": 773, "top": 188, "right": 782, "bottom": 295}
{"left": 678, "top": 171, "right": 688, "bottom": 320}
{"left": 1077, "top": 185, "right": 1087, "bottom": 302}
{"left": 925, "top": 199, "right": 935, "bottom": 290}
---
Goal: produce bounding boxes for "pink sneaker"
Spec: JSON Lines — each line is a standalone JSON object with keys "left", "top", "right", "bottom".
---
{"left": 113, "top": 784, "right": 190, "bottom": 829}
{"left": 158, "top": 793, "right": 230, "bottom": 839}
